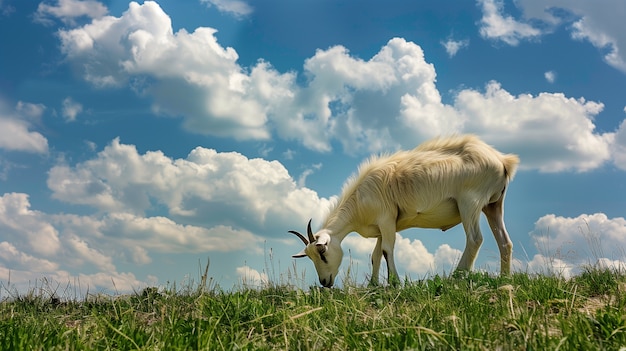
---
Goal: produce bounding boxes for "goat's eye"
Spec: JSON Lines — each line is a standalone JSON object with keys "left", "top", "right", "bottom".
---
{"left": 320, "top": 253, "right": 328, "bottom": 263}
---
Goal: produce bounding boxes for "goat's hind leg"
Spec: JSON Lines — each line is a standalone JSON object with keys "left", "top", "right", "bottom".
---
{"left": 482, "top": 193, "right": 513, "bottom": 275}
{"left": 456, "top": 196, "right": 484, "bottom": 272}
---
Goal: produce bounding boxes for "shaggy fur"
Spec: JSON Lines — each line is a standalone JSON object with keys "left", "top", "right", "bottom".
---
{"left": 292, "top": 135, "right": 520, "bottom": 287}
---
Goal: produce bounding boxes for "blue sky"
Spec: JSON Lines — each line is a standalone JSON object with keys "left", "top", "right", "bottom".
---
{"left": 1, "top": 0, "right": 626, "bottom": 294}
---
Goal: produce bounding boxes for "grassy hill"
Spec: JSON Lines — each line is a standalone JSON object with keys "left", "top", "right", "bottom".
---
{"left": 1, "top": 268, "right": 626, "bottom": 350}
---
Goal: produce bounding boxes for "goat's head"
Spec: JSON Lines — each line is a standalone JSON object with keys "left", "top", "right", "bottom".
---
{"left": 289, "top": 219, "right": 343, "bottom": 287}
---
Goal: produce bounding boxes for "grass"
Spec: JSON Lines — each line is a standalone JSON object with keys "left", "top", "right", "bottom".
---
{"left": 1, "top": 267, "right": 626, "bottom": 350}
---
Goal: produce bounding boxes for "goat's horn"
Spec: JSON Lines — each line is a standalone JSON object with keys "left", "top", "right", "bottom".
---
{"left": 307, "top": 219, "right": 315, "bottom": 243}
{"left": 288, "top": 230, "right": 309, "bottom": 245}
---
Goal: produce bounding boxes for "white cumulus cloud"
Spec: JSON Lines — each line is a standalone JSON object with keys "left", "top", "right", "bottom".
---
{"left": 528, "top": 213, "right": 626, "bottom": 276}
{"left": 47, "top": 138, "right": 331, "bottom": 235}
{"left": 343, "top": 233, "right": 462, "bottom": 277}
{"left": 490, "top": 0, "right": 626, "bottom": 72}
{"left": 55, "top": 1, "right": 625, "bottom": 173}
{"left": 236, "top": 265, "right": 268, "bottom": 287}
{"left": 456, "top": 81, "right": 612, "bottom": 172}
{"left": 611, "top": 120, "right": 626, "bottom": 170}
{"left": 0, "top": 190, "right": 272, "bottom": 293}
{"left": 0, "top": 100, "right": 48, "bottom": 153}
{"left": 34, "top": 0, "right": 108, "bottom": 25}
{"left": 477, "top": 0, "right": 542, "bottom": 45}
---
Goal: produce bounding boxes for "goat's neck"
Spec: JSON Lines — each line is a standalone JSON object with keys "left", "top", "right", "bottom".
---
{"left": 321, "top": 191, "right": 360, "bottom": 243}
{"left": 321, "top": 217, "right": 354, "bottom": 243}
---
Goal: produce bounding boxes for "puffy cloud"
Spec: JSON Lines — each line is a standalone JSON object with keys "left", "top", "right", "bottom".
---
{"left": 62, "top": 97, "right": 83, "bottom": 122}
{"left": 611, "top": 120, "right": 626, "bottom": 170}
{"left": 0, "top": 193, "right": 140, "bottom": 292}
{"left": 544, "top": 70, "right": 556, "bottom": 83}
{"left": 298, "top": 37, "right": 459, "bottom": 153}
{"left": 528, "top": 213, "right": 626, "bottom": 276}
{"left": 200, "top": 0, "right": 252, "bottom": 18}
{"left": 395, "top": 236, "right": 462, "bottom": 275}
{"left": 236, "top": 265, "right": 268, "bottom": 287}
{"left": 55, "top": 1, "right": 623, "bottom": 172}
{"left": 343, "top": 233, "right": 462, "bottom": 276}
{"left": 477, "top": 0, "right": 542, "bottom": 45}
{"left": 441, "top": 38, "right": 469, "bottom": 57}
{"left": 59, "top": 1, "right": 275, "bottom": 139}
{"left": 0, "top": 119, "right": 48, "bottom": 154}
{"left": 492, "top": 0, "right": 626, "bottom": 72}
{"left": 0, "top": 191, "right": 269, "bottom": 293}
{"left": 0, "top": 101, "right": 48, "bottom": 153}
{"left": 34, "top": 0, "right": 108, "bottom": 26}
{"left": 101, "top": 213, "right": 263, "bottom": 254}
{"left": 523, "top": 254, "right": 575, "bottom": 278}
{"left": 0, "top": 193, "right": 60, "bottom": 256}
{"left": 0, "top": 241, "right": 59, "bottom": 272}
{"left": 455, "top": 81, "right": 612, "bottom": 172}
{"left": 48, "top": 138, "right": 331, "bottom": 235}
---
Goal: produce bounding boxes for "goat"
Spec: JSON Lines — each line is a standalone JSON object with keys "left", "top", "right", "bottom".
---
{"left": 289, "top": 135, "right": 519, "bottom": 287}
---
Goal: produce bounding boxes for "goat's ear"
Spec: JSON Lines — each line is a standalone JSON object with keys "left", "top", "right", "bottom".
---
{"left": 292, "top": 248, "right": 308, "bottom": 258}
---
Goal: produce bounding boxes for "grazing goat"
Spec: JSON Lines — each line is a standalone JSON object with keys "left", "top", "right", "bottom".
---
{"left": 289, "top": 135, "right": 519, "bottom": 287}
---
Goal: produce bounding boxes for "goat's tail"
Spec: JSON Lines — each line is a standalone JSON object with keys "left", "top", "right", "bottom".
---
{"left": 501, "top": 153, "right": 520, "bottom": 181}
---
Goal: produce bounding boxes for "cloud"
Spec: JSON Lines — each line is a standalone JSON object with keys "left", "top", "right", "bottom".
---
{"left": 570, "top": 16, "right": 626, "bottom": 72}
{"left": 343, "top": 234, "right": 462, "bottom": 276}
{"left": 441, "top": 38, "right": 469, "bottom": 57}
{"left": 0, "top": 135, "right": 336, "bottom": 292}
{"left": 34, "top": 0, "right": 108, "bottom": 25}
{"left": 62, "top": 97, "right": 83, "bottom": 122}
{"left": 0, "top": 0, "right": 15, "bottom": 17}
{"left": 544, "top": 70, "right": 556, "bottom": 83}
{"left": 55, "top": 1, "right": 624, "bottom": 172}
{"left": 299, "top": 37, "right": 459, "bottom": 153}
{"left": 0, "top": 241, "right": 59, "bottom": 272}
{"left": 459, "top": 83, "right": 612, "bottom": 171}
{"left": 59, "top": 1, "right": 276, "bottom": 139}
{"left": 0, "top": 119, "right": 48, "bottom": 154}
{"left": 47, "top": 137, "right": 331, "bottom": 235}
{"left": 0, "top": 100, "right": 48, "bottom": 154}
{"left": 612, "top": 120, "right": 626, "bottom": 170}
{"left": 528, "top": 213, "right": 626, "bottom": 277}
{"left": 101, "top": 213, "right": 263, "bottom": 254}
{"left": 200, "top": 0, "right": 252, "bottom": 18}
{"left": 456, "top": 81, "right": 612, "bottom": 172}
{"left": 0, "top": 190, "right": 270, "bottom": 293}
{"left": 236, "top": 266, "right": 268, "bottom": 287}
{"left": 491, "top": 0, "right": 626, "bottom": 72}
{"left": 15, "top": 101, "right": 46, "bottom": 123}
{"left": 297, "top": 163, "right": 322, "bottom": 187}
{"left": 395, "top": 236, "right": 462, "bottom": 275}
{"left": 523, "top": 253, "right": 575, "bottom": 278}
{"left": 477, "top": 0, "right": 542, "bottom": 45}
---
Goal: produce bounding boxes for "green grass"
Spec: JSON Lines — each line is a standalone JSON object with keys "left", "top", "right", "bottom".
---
{"left": 2, "top": 267, "right": 626, "bottom": 350}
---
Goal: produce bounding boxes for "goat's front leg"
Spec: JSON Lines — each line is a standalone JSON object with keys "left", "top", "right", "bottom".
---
{"left": 370, "top": 237, "right": 383, "bottom": 286}
{"left": 378, "top": 220, "right": 400, "bottom": 286}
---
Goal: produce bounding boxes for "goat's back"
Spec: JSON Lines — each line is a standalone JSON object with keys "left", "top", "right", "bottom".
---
{"left": 353, "top": 135, "right": 519, "bottom": 209}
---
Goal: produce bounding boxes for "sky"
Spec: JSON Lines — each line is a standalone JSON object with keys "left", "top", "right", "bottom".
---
{"left": 1, "top": 0, "right": 626, "bottom": 295}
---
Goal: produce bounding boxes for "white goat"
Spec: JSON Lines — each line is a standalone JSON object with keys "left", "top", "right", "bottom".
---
{"left": 289, "top": 135, "right": 519, "bottom": 287}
